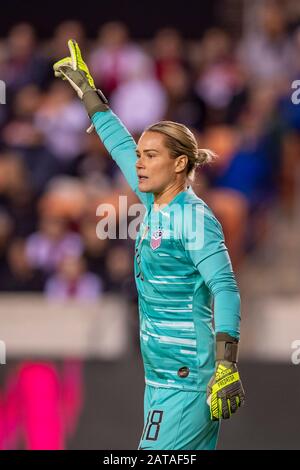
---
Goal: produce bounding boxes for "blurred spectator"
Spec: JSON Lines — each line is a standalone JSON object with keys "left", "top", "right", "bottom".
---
{"left": 45, "top": 253, "right": 102, "bottom": 300}
{"left": 25, "top": 215, "right": 83, "bottom": 273}
{"left": 0, "top": 152, "right": 31, "bottom": 201}
{"left": 192, "top": 125, "right": 248, "bottom": 267}
{"left": 160, "top": 63, "right": 206, "bottom": 129}
{"left": 0, "top": 210, "right": 13, "bottom": 256}
{"left": 38, "top": 176, "right": 88, "bottom": 220}
{"left": 195, "top": 29, "right": 244, "bottom": 124}
{"left": 201, "top": 82, "right": 283, "bottom": 264}
{"left": 75, "top": 132, "right": 118, "bottom": 189}
{"left": 0, "top": 238, "right": 46, "bottom": 292}
{"left": 292, "top": 26, "right": 300, "bottom": 76}
{"left": 238, "top": 2, "right": 294, "bottom": 83}
{"left": 89, "top": 22, "right": 150, "bottom": 96}
{"left": 0, "top": 23, "right": 51, "bottom": 93}
{"left": 205, "top": 83, "right": 281, "bottom": 208}
{"left": 1, "top": 85, "right": 61, "bottom": 195}
{"left": 0, "top": 152, "right": 36, "bottom": 236}
{"left": 80, "top": 216, "right": 109, "bottom": 282}
{"left": 110, "top": 54, "right": 167, "bottom": 133}
{"left": 0, "top": 211, "right": 14, "bottom": 288}
{"left": 152, "top": 28, "right": 188, "bottom": 81}
{"left": 49, "top": 21, "right": 87, "bottom": 61}
{"left": 34, "top": 81, "right": 89, "bottom": 165}
{"left": 104, "top": 243, "right": 134, "bottom": 297}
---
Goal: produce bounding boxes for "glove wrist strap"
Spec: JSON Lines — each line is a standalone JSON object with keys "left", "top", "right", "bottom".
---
{"left": 82, "top": 89, "right": 109, "bottom": 117}
{"left": 216, "top": 333, "right": 239, "bottom": 363}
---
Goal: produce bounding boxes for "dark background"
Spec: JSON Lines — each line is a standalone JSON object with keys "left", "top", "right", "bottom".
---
{"left": 65, "top": 357, "right": 300, "bottom": 450}
{"left": 1, "top": 0, "right": 217, "bottom": 39}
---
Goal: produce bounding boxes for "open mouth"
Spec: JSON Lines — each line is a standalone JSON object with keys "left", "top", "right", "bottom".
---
{"left": 138, "top": 176, "right": 148, "bottom": 182}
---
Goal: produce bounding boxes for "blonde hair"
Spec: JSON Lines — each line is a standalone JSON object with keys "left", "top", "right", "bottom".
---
{"left": 145, "top": 121, "right": 217, "bottom": 181}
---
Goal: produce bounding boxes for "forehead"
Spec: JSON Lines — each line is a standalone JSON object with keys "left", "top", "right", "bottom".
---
{"left": 137, "top": 131, "right": 166, "bottom": 151}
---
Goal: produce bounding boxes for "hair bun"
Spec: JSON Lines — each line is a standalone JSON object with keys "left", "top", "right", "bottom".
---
{"left": 196, "top": 148, "right": 217, "bottom": 166}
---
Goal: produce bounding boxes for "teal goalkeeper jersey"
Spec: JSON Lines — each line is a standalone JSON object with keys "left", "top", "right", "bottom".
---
{"left": 92, "top": 110, "right": 241, "bottom": 392}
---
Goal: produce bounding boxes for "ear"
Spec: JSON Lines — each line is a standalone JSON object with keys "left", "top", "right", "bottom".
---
{"left": 174, "top": 155, "right": 188, "bottom": 173}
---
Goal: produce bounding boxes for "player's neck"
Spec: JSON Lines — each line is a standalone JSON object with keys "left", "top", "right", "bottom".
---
{"left": 153, "top": 183, "right": 187, "bottom": 211}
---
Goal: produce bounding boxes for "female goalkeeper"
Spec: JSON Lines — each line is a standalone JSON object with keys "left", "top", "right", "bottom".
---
{"left": 53, "top": 40, "right": 245, "bottom": 450}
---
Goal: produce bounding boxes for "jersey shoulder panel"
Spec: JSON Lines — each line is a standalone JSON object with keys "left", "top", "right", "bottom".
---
{"left": 179, "top": 188, "right": 224, "bottom": 235}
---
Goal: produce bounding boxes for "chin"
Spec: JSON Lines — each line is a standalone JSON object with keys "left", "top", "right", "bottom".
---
{"left": 138, "top": 182, "right": 152, "bottom": 193}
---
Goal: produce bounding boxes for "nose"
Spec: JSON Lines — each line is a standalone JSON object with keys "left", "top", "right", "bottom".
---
{"left": 136, "top": 155, "right": 145, "bottom": 170}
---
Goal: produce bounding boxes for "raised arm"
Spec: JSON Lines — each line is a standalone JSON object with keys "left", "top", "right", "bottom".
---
{"left": 53, "top": 39, "right": 153, "bottom": 207}
{"left": 91, "top": 110, "right": 153, "bottom": 207}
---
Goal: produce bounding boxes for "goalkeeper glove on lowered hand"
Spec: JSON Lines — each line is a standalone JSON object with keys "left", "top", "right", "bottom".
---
{"left": 53, "top": 39, "right": 109, "bottom": 131}
{"left": 206, "top": 332, "right": 245, "bottom": 420}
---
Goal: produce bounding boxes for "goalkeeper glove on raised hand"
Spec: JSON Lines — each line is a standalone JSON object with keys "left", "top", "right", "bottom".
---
{"left": 53, "top": 39, "right": 108, "bottom": 130}
{"left": 206, "top": 332, "right": 245, "bottom": 420}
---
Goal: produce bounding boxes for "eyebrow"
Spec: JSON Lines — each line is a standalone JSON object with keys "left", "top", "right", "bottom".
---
{"left": 136, "top": 149, "right": 159, "bottom": 154}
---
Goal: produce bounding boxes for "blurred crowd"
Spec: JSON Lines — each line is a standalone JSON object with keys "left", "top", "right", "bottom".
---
{"left": 0, "top": 2, "right": 300, "bottom": 295}
{"left": 0, "top": 0, "right": 300, "bottom": 449}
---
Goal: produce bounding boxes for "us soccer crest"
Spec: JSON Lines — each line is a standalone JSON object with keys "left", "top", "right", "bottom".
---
{"left": 150, "top": 228, "right": 163, "bottom": 250}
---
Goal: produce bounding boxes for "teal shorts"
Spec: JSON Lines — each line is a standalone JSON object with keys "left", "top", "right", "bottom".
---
{"left": 138, "top": 385, "right": 220, "bottom": 450}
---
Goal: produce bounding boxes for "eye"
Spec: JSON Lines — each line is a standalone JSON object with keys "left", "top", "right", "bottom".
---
{"left": 147, "top": 154, "right": 154, "bottom": 159}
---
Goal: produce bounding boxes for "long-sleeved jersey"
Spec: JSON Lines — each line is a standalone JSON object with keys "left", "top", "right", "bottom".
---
{"left": 92, "top": 110, "right": 241, "bottom": 392}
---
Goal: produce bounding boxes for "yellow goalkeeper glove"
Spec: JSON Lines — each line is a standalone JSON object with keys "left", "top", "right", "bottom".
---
{"left": 53, "top": 39, "right": 108, "bottom": 129}
{"left": 206, "top": 333, "right": 245, "bottom": 420}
